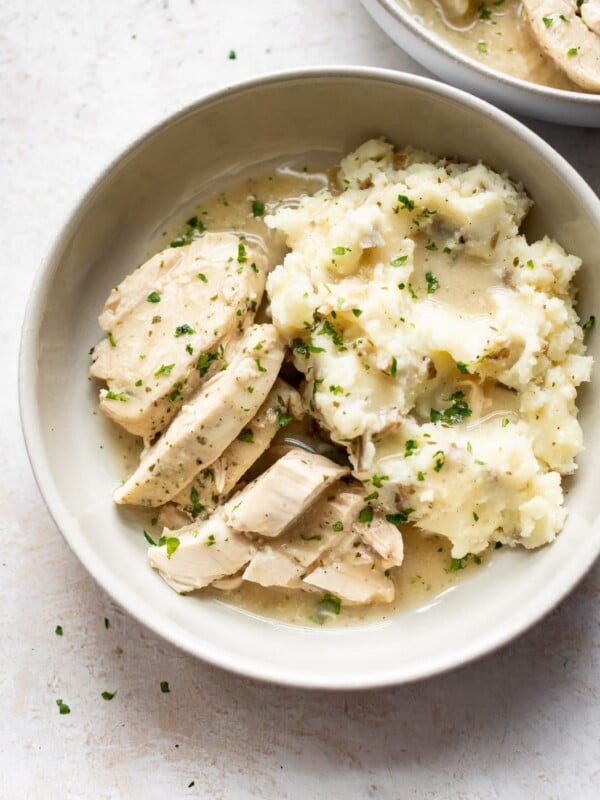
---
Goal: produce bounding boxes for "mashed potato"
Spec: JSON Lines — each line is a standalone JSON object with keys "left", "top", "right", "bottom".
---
{"left": 266, "top": 139, "right": 592, "bottom": 558}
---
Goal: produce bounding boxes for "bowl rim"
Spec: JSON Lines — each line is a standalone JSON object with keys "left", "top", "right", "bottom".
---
{"left": 19, "top": 65, "right": 600, "bottom": 690}
{"left": 368, "top": 0, "right": 600, "bottom": 107}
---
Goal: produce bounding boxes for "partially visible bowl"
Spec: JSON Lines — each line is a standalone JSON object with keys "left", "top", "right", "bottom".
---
{"left": 361, "top": 0, "right": 600, "bottom": 126}
{"left": 20, "top": 67, "right": 600, "bottom": 688}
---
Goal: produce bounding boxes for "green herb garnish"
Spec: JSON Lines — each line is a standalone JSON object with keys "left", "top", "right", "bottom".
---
{"left": 56, "top": 698, "right": 71, "bottom": 715}
{"left": 430, "top": 390, "right": 472, "bottom": 425}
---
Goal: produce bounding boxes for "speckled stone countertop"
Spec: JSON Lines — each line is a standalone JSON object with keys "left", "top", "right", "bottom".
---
{"left": 2, "top": 1, "right": 599, "bottom": 798}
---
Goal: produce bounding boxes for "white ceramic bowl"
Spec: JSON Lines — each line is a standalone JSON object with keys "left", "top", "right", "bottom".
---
{"left": 361, "top": 0, "right": 600, "bottom": 127}
{"left": 20, "top": 68, "right": 600, "bottom": 689}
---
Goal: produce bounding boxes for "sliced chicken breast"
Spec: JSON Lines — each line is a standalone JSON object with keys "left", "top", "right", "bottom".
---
{"left": 114, "top": 324, "right": 284, "bottom": 506}
{"left": 222, "top": 448, "right": 349, "bottom": 537}
{"left": 243, "top": 490, "right": 365, "bottom": 588}
{"left": 91, "top": 234, "right": 269, "bottom": 440}
{"left": 522, "top": 0, "right": 600, "bottom": 90}
{"left": 352, "top": 514, "right": 404, "bottom": 568}
{"left": 148, "top": 515, "right": 256, "bottom": 593}
{"left": 303, "top": 560, "right": 394, "bottom": 605}
{"left": 302, "top": 510, "right": 397, "bottom": 604}
{"left": 171, "top": 379, "right": 303, "bottom": 516}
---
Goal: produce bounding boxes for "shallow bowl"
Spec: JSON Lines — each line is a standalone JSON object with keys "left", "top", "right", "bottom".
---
{"left": 20, "top": 67, "right": 600, "bottom": 688}
{"left": 361, "top": 0, "right": 600, "bottom": 126}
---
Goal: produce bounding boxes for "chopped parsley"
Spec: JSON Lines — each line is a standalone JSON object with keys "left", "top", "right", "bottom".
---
{"left": 352, "top": 308, "right": 363, "bottom": 318}
{"left": 502, "top": 418, "right": 510, "bottom": 427}
{"left": 101, "top": 691, "right": 116, "bottom": 701}
{"left": 168, "top": 386, "right": 182, "bottom": 405}
{"left": 567, "top": 47, "right": 579, "bottom": 57}
{"left": 386, "top": 508, "right": 414, "bottom": 525}
{"left": 358, "top": 506, "right": 374, "bottom": 524}
{"left": 154, "top": 363, "right": 175, "bottom": 376}
{"left": 364, "top": 491, "right": 379, "bottom": 502}
{"left": 197, "top": 272, "right": 208, "bottom": 283}
{"left": 160, "top": 681, "right": 170, "bottom": 693}
{"left": 430, "top": 390, "right": 472, "bottom": 425}
{"left": 175, "top": 323, "right": 195, "bottom": 337}
{"left": 164, "top": 537, "right": 180, "bottom": 559}
{"left": 293, "top": 339, "right": 325, "bottom": 356}
{"left": 237, "top": 242, "right": 247, "bottom": 263}
{"left": 237, "top": 429, "right": 254, "bottom": 443}
{"left": 404, "top": 439, "right": 418, "bottom": 457}
{"left": 55, "top": 625, "right": 63, "bottom": 636}
{"left": 228, "top": 49, "right": 236, "bottom": 59}
{"left": 425, "top": 241, "right": 438, "bottom": 252}
{"left": 329, "top": 385, "right": 344, "bottom": 395}
{"left": 389, "top": 356, "right": 398, "bottom": 378}
{"left": 433, "top": 450, "right": 446, "bottom": 472}
{"left": 456, "top": 361, "right": 470, "bottom": 374}
{"left": 447, "top": 553, "right": 482, "bottom": 572}
{"left": 372, "top": 473, "right": 388, "bottom": 488}
{"left": 478, "top": 3, "right": 491, "bottom": 19}
{"left": 190, "top": 486, "right": 204, "bottom": 517}
{"left": 255, "top": 358, "right": 267, "bottom": 373}
{"left": 105, "top": 390, "right": 129, "bottom": 402}
{"left": 251, "top": 199, "right": 265, "bottom": 217}
{"left": 397, "top": 194, "right": 414, "bottom": 211}
{"left": 332, "top": 521, "right": 344, "bottom": 532}
{"left": 143, "top": 529, "right": 157, "bottom": 546}
{"left": 300, "top": 533, "right": 322, "bottom": 541}
{"left": 477, "top": 41, "right": 488, "bottom": 54}
{"left": 582, "top": 315, "right": 595, "bottom": 331}
{"left": 332, "top": 246, "right": 351, "bottom": 256}
{"left": 425, "top": 271, "right": 439, "bottom": 293}
{"left": 197, "top": 347, "right": 221, "bottom": 377}
{"left": 135, "top": 379, "right": 143, "bottom": 387}
{"left": 108, "top": 331, "right": 116, "bottom": 348}
{"left": 542, "top": 16, "right": 553, "bottom": 27}
{"left": 170, "top": 215, "right": 206, "bottom": 247}
{"left": 56, "top": 698, "right": 71, "bottom": 715}
{"left": 204, "top": 534, "right": 216, "bottom": 547}
{"left": 473, "top": 512, "right": 479, "bottom": 522}
{"left": 276, "top": 395, "right": 293, "bottom": 429}
{"left": 317, "top": 318, "right": 345, "bottom": 349}
{"left": 390, "top": 255, "right": 408, "bottom": 267}
{"left": 147, "top": 291, "right": 161, "bottom": 303}
{"left": 310, "top": 592, "right": 342, "bottom": 624}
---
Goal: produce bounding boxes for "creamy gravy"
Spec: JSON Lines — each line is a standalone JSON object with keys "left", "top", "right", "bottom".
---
{"left": 400, "top": 0, "right": 583, "bottom": 91}
{"left": 112, "top": 159, "right": 496, "bottom": 626}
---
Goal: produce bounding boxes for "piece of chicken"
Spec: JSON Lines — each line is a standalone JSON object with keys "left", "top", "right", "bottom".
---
{"left": 242, "top": 490, "right": 365, "bottom": 588}
{"left": 171, "top": 379, "right": 303, "bottom": 516}
{"left": 352, "top": 514, "right": 404, "bottom": 569}
{"left": 522, "top": 0, "right": 600, "bottom": 90}
{"left": 302, "top": 509, "right": 400, "bottom": 604}
{"left": 222, "top": 448, "right": 349, "bottom": 537}
{"left": 90, "top": 234, "right": 269, "bottom": 440}
{"left": 148, "top": 514, "right": 256, "bottom": 593}
{"left": 114, "top": 324, "right": 284, "bottom": 506}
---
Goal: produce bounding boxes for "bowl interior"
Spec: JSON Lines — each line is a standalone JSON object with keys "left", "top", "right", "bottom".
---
{"left": 22, "top": 70, "right": 600, "bottom": 688}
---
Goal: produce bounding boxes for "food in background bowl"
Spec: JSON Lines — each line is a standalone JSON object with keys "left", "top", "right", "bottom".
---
{"left": 90, "top": 138, "right": 591, "bottom": 626}
{"left": 400, "top": 0, "right": 600, "bottom": 92}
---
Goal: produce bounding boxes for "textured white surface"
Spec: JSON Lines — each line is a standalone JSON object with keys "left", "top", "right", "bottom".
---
{"left": 1, "top": 1, "right": 599, "bottom": 798}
